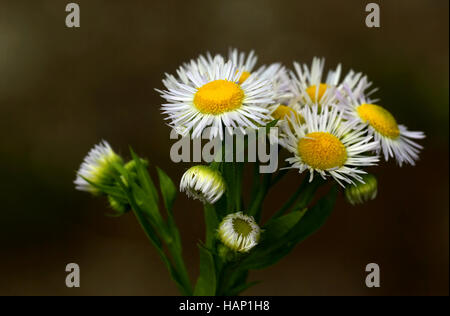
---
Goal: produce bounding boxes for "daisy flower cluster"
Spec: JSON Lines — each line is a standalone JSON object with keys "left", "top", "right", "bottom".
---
{"left": 159, "top": 49, "right": 425, "bottom": 191}
{"left": 73, "top": 49, "right": 425, "bottom": 296}
{"left": 155, "top": 48, "right": 425, "bottom": 254}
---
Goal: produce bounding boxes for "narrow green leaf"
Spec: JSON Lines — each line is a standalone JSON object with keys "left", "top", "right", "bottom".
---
{"left": 239, "top": 186, "right": 338, "bottom": 270}
{"left": 265, "top": 119, "right": 279, "bottom": 129}
{"left": 262, "top": 209, "right": 307, "bottom": 241}
{"left": 228, "top": 280, "right": 261, "bottom": 296}
{"left": 129, "top": 148, "right": 159, "bottom": 203}
{"left": 156, "top": 166, "right": 182, "bottom": 251}
{"left": 193, "top": 245, "right": 216, "bottom": 296}
{"left": 156, "top": 167, "right": 177, "bottom": 212}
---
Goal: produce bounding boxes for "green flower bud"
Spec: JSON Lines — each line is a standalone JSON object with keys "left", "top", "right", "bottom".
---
{"left": 124, "top": 159, "right": 148, "bottom": 172}
{"left": 345, "top": 174, "right": 378, "bottom": 205}
{"left": 107, "top": 195, "right": 129, "bottom": 215}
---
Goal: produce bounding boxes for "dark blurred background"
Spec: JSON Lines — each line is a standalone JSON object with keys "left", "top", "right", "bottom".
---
{"left": 0, "top": 0, "right": 448, "bottom": 296}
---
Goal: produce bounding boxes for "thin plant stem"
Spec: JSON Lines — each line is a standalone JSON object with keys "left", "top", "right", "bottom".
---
{"left": 132, "top": 208, "right": 192, "bottom": 296}
{"left": 272, "top": 177, "right": 325, "bottom": 219}
{"left": 248, "top": 172, "right": 272, "bottom": 221}
{"left": 203, "top": 203, "right": 218, "bottom": 249}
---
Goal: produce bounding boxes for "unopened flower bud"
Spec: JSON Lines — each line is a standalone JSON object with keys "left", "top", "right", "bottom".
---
{"left": 107, "top": 195, "right": 129, "bottom": 215}
{"left": 180, "top": 165, "right": 226, "bottom": 204}
{"left": 218, "top": 212, "right": 260, "bottom": 253}
{"left": 74, "top": 141, "right": 123, "bottom": 195}
{"left": 345, "top": 174, "right": 378, "bottom": 205}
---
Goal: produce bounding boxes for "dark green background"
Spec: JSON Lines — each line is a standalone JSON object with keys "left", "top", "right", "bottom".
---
{"left": 0, "top": 0, "right": 448, "bottom": 295}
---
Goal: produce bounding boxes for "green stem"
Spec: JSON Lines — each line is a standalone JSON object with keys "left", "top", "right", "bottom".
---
{"left": 235, "top": 162, "right": 244, "bottom": 210}
{"left": 167, "top": 242, "right": 193, "bottom": 296}
{"left": 272, "top": 177, "right": 308, "bottom": 219}
{"left": 294, "top": 177, "right": 325, "bottom": 211}
{"left": 270, "top": 168, "right": 289, "bottom": 187}
{"left": 272, "top": 177, "right": 324, "bottom": 219}
{"left": 216, "top": 261, "right": 240, "bottom": 296}
{"left": 249, "top": 162, "right": 260, "bottom": 203}
{"left": 203, "top": 203, "right": 218, "bottom": 249}
{"left": 132, "top": 208, "right": 192, "bottom": 295}
{"left": 248, "top": 172, "right": 271, "bottom": 221}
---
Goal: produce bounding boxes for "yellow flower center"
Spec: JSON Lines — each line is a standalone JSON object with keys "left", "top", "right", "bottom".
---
{"left": 193, "top": 80, "right": 244, "bottom": 115}
{"left": 233, "top": 218, "right": 252, "bottom": 237}
{"left": 357, "top": 103, "right": 400, "bottom": 139}
{"left": 298, "top": 132, "right": 347, "bottom": 170}
{"left": 238, "top": 71, "right": 251, "bottom": 84}
{"left": 306, "top": 83, "right": 328, "bottom": 103}
{"left": 271, "top": 105, "right": 305, "bottom": 124}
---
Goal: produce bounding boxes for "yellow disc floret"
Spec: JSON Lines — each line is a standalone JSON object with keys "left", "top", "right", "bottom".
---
{"left": 232, "top": 218, "right": 252, "bottom": 237}
{"left": 238, "top": 71, "right": 251, "bottom": 84}
{"left": 298, "top": 132, "right": 347, "bottom": 170}
{"left": 357, "top": 103, "right": 400, "bottom": 139}
{"left": 193, "top": 80, "right": 245, "bottom": 115}
{"left": 306, "top": 83, "right": 328, "bottom": 103}
{"left": 271, "top": 105, "right": 305, "bottom": 124}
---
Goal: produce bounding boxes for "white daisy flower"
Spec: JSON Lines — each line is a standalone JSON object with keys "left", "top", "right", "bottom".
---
{"left": 280, "top": 105, "right": 379, "bottom": 187}
{"left": 218, "top": 212, "right": 260, "bottom": 253}
{"left": 229, "top": 48, "right": 292, "bottom": 102}
{"left": 228, "top": 48, "right": 258, "bottom": 84}
{"left": 158, "top": 58, "right": 274, "bottom": 139}
{"left": 74, "top": 141, "right": 123, "bottom": 194}
{"left": 290, "top": 57, "right": 343, "bottom": 105}
{"left": 162, "top": 53, "right": 226, "bottom": 90}
{"left": 338, "top": 78, "right": 425, "bottom": 166}
{"left": 180, "top": 165, "right": 226, "bottom": 204}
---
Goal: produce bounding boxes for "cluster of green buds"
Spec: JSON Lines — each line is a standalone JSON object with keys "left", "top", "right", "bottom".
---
{"left": 74, "top": 141, "right": 150, "bottom": 215}
{"left": 75, "top": 141, "right": 194, "bottom": 295}
{"left": 74, "top": 141, "right": 129, "bottom": 214}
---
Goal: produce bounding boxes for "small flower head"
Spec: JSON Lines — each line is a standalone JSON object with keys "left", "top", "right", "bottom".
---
{"left": 339, "top": 78, "right": 425, "bottom": 166}
{"left": 290, "top": 57, "right": 343, "bottom": 105}
{"left": 218, "top": 212, "right": 260, "bottom": 253}
{"left": 270, "top": 104, "right": 305, "bottom": 125}
{"left": 345, "top": 174, "right": 378, "bottom": 205}
{"left": 74, "top": 141, "right": 123, "bottom": 194}
{"left": 268, "top": 103, "right": 305, "bottom": 146}
{"left": 180, "top": 165, "right": 226, "bottom": 204}
{"left": 158, "top": 56, "right": 275, "bottom": 140}
{"left": 280, "top": 105, "right": 379, "bottom": 187}
{"left": 228, "top": 48, "right": 258, "bottom": 84}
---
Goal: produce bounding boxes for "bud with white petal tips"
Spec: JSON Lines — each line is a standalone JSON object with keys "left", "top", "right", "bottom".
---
{"left": 218, "top": 212, "right": 261, "bottom": 253}
{"left": 345, "top": 174, "right": 378, "bottom": 205}
{"left": 74, "top": 141, "right": 123, "bottom": 195}
{"left": 180, "top": 165, "right": 226, "bottom": 204}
